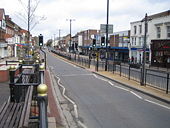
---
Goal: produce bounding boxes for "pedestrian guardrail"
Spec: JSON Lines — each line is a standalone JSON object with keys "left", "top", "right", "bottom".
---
{"left": 51, "top": 49, "right": 170, "bottom": 94}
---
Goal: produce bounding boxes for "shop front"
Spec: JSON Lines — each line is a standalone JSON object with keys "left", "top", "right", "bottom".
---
{"left": 151, "top": 39, "right": 170, "bottom": 68}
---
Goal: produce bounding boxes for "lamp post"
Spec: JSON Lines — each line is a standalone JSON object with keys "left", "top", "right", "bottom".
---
{"left": 66, "top": 19, "right": 75, "bottom": 52}
{"left": 140, "top": 13, "right": 148, "bottom": 85}
{"left": 58, "top": 29, "right": 61, "bottom": 49}
{"left": 105, "top": 0, "right": 109, "bottom": 71}
{"left": 53, "top": 34, "right": 56, "bottom": 48}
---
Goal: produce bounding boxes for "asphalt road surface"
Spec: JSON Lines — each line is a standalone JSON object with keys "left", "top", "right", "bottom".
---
{"left": 47, "top": 51, "right": 170, "bottom": 128}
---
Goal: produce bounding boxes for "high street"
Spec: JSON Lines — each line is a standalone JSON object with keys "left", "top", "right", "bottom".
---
{"left": 47, "top": 51, "right": 170, "bottom": 128}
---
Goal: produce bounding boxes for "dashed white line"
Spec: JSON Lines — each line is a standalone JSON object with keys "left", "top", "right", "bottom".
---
{"left": 108, "top": 81, "right": 114, "bottom": 86}
{"left": 114, "top": 85, "right": 130, "bottom": 92}
{"left": 144, "top": 99, "right": 170, "bottom": 110}
{"left": 130, "top": 91, "right": 143, "bottom": 99}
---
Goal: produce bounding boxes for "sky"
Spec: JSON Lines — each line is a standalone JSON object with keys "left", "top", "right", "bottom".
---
{"left": 1, "top": 0, "right": 170, "bottom": 42}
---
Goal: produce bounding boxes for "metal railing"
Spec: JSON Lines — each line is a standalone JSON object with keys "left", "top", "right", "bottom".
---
{"left": 7, "top": 61, "right": 48, "bottom": 127}
{"left": 51, "top": 49, "right": 170, "bottom": 94}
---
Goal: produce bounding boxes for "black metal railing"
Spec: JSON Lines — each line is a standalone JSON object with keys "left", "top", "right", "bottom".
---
{"left": 7, "top": 61, "right": 48, "bottom": 127}
{"left": 51, "top": 49, "right": 170, "bottom": 94}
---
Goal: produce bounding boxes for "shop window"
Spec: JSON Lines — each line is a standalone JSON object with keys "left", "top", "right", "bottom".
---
{"left": 156, "top": 27, "right": 161, "bottom": 38}
{"left": 167, "top": 26, "right": 170, "bottom": 38}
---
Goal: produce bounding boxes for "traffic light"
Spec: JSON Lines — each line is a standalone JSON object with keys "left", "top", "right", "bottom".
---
{"left": 39, "top": 34, "right": 43, "bottom": 46}
{"left": 93, "top": 39, "right": 96, "bottom": 47}
{"left": 101, "top": 36, "right": 105, "bottom": 46}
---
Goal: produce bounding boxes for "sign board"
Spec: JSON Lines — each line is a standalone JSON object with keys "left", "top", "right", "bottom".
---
{"left": 100, "top": 24, "right": 113, "bottom": 34}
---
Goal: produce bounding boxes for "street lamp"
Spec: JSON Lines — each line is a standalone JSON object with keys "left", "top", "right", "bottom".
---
{"left": 140, "top": 13, "right": 148, "bottom": 85}
{"left": 53, "top": 34, "right": 56, "bottom": 48}
{"left": 105, "top": 0, "right": 109, "bottom": 71}
{"left": 66, "top": 19, "right": 75, "bottom": 52}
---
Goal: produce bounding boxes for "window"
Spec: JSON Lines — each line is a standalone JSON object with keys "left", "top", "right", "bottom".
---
{"left": 134, "top": 26, "right": 137, "bottom": 34}
{"left": 157, "top": 27, "right": 161, "bottom": 38}
{"left": 139, "top": 37, "right": 142, "bottom": 46}
{"left": 131, "top": 37, "right": 134, "bottom": 45}
{"left": 139, "top": 25, "right": 142, "bottom": 34}
{"left": 167, "top": 26, "right": 170, "bottom": 38}
{"left": 134, "top": 37, "right": 136, "bottom": 45}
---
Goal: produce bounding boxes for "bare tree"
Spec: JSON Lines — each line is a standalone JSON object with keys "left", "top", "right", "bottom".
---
{"left": 17, "top": 0, "right": 46, "bottom": 56}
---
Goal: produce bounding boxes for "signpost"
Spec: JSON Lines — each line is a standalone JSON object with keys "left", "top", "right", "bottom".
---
{"left": 100, "top": 24, "right": 113, "bottom": 34}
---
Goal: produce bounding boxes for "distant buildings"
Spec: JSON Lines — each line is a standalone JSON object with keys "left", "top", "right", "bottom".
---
{"left": 0, "top": 8, "right": 7, "bottom": 58}
{"left": 52, "top": 10, "right": 170, "bottom": 68}
{"left": 0, "top": 8, "right": 36, "bottom": 59}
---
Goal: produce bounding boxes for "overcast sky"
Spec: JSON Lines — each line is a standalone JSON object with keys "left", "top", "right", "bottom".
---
{"left": 1, "top": 0, "right": 170, "bottom": 42}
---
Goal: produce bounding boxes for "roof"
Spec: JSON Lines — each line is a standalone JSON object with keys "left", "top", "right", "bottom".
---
{"left": 148, "top": 10, "right": 170, "bottom": 19}
{"left": 131, "top": 10, "right": 170, "bottom": 24}
{"left": 0, "top": 8, "right": 5, "bottom": 21}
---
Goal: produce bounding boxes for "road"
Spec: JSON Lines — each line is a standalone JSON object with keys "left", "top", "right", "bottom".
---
{"left": 47, "top": 51, "right": 170, "bottom": 128}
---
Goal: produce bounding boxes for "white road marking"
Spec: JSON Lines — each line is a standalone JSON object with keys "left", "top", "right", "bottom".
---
{"left": 51, "top": 56, "right": 170, "bottom": 114}
{"left": 108, "top": 81, "right": 114, "bottom": 86}
{"left": 55, "top": 75, "right": 87, "bottom": 128}
{"left": 130, "top": 91, "right": 143, "bottom": 99}
{"left": 144, "top": 99, "right": 170, "bottom": 110}
{"left": 92, "top": 74, "right": 170, "bottom": 110}
{"left": 114, "top": 85, "right": 130, "bottom": 92}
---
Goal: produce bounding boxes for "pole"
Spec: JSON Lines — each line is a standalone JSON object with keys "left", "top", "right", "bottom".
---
{"left": 105, "top": 0, "right": 109, "bottom": 71}
{"left": 54, "top": 34, "right": 56, "bottom": 48}
{"left": 67, "top": 19, "right": 75, "bottom": 52}
{"left": 141, "top": 13, "right": 147, "bottom": 85}
{"left": 27, "top": 0, "right": 31, "bottom": 57}
{"left": 59, "top": 29, "right": 61, "bottom": 49}
{"left": 70, "top": 20, "right": 72, "bottom": 52}
{"left": 40, "top": 47, "right": 47, "bottom": 70}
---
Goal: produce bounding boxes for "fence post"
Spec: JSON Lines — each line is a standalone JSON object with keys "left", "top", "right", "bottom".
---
{"left": 39, "top": 67, "right": 45, "bottom": 84}
{"left": 120, "top": 63, "right": 122, "bottom": 76}
{"left": 9, "top": 66, "right": 16, "bottom": 102}
{"left": 128, "top": 65, "right": 130, "bottom": 80}
{"left": 166, "top": 73, "right": 169, "bottom": 94}
{"left": 145, "top": 69, "right": 147, "bottom": 85}
{"left": 96, "top": 52, "right": 99, "bottom": 72}
{"left": 113, "top": 62, "right": 115, "bottom": 74}
{"left": 88, "top": 53, "right": 91, "bottom": 68}
{"left": 37, "top": 84, "right": 48, "bottom": 128}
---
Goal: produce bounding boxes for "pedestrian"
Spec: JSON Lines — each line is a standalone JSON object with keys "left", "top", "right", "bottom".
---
{"left": 131, "top": 56, "right": 134, "bottom": 64}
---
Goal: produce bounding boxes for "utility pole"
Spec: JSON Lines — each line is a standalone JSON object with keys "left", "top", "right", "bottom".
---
{"left": 66, "top": 19, "right": 75, "bottom": 52}
{"left": 105, "top": 0, "right": 109, "bottom": 71}
{"left": 53, "top": 34, "right": 56, "bottom": 48}
{"left": 140, "top": 13, "right": 148, "bottom": 85}
{"left": 58, "top": 29, "right": 61, "bottom": 49}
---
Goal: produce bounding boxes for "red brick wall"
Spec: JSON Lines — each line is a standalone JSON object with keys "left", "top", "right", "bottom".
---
{"left": 0, "top": 70, "right": 9, "bottom": 82}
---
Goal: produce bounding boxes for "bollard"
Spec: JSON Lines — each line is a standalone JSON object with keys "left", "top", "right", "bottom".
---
{"left": 166, "top": 73, "right": 169, "bottom": 94}
{"left": 37, "top": 84, "right": 48, "bottom": 128}
{"left": 9, "top": 65, "right": 16, "bottom": 102}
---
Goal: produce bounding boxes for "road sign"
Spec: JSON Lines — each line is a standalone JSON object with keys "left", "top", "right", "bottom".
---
{"left": 100, "top": 24, "right": 113, "bottom": 34}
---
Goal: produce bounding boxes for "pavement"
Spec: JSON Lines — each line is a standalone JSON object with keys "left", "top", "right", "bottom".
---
{"left": 52, "top": 52, "right": 170, "bottom": 104}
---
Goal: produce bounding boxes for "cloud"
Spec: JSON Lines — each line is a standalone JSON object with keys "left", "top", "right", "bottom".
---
{"left": 0, "top": 0, "right": 170, "bottom": 42}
